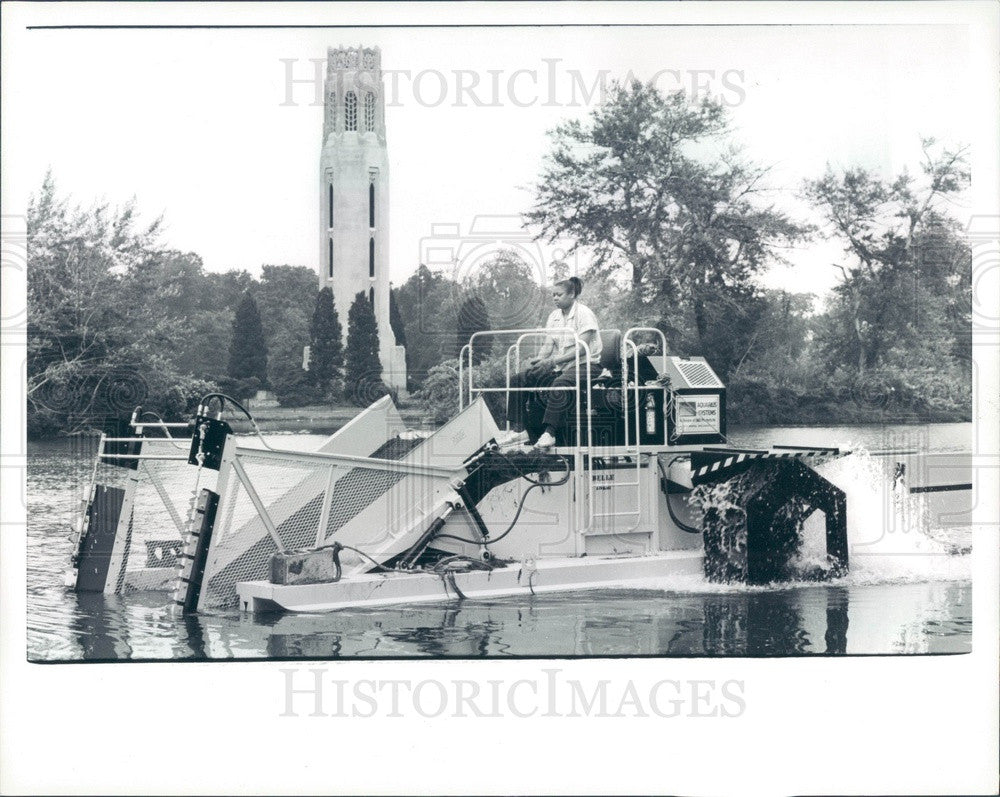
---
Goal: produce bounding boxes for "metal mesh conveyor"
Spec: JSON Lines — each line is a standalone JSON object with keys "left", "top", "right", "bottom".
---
{"left": 193, "top": 398, "right": 498, "bottom": 611}
{"left": 199, "top": 440, "right": 421, "bottom": 610}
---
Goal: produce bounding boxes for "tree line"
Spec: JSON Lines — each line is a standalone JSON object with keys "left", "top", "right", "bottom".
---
{"left": 26, "top": 80, "right": 971, "bottom": 437}
{"left": 26, "top": 173, "right": 395, "bottom": 437}
{"left": 523, "top": 81, "right": 971, "bottom": 424}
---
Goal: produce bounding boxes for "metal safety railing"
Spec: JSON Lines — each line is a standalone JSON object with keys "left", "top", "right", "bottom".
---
{"left": 460, "top": 328, "right": 594, "bottom": 445}
{"left": 460, "top": 328, "right": 595, "bottom": 542}
{"left": 586, "top": 328, "right": 669, "bottom": 534}
{"left": 458, "top": 326, "right": 671, "bottom": 540}
{"left": 624, "top": 328, "right": 669, "bottom": 532}
{"left": 71, "top": 428, "right": 204, "bottom": 594}
{"left": 588, "top": 336, "right": 642, "bottom": 532}
{"left": 217, "top": 439, "right": 464, "bottom": 554}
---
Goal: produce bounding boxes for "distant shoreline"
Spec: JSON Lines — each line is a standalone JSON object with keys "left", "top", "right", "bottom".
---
{"left": 24, "top": 400, "right": 971, "bottom": 441}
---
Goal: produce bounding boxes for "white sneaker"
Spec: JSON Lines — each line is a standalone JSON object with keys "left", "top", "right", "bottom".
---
{"left": 495, "top": 429, "right": 529, "bottom": 448}
{"left": 534, "top": 431, "right": 556, "bottom": 449}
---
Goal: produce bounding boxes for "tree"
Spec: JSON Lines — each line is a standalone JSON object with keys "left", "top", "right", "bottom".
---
{"left": 803, "top": 139, "right": 970, "bottom": 377}
{"left": 25, "top": 173, "right": 212, "bottom": 436}
{"left": 308, "top": 287, "right": 343, "bottom": 397}
{"left": 344, "top": 291, "right": 388, "bottom": 405}
{"left": 529, "top": 82, "right": 724, "bottom": 290}
{"left": 389, "top": 286, "right": 407, "bottom": 347}
{"left": 269, "top": 355, "right": 320, "bottom": 407}
{"left": 527, "top": 80, "right": 805, "bottom": 376}
{"left": 120, "top": 249, "right": 235, "bottom": 381}
{"left": 251, "top": 265, "right": 320, "bottom": 404}
{"left": 455, "top": 294, "right": 491, "bottom": 363}
{"left": 228, "top": 291, "right": 268, "bottom": 389}
{"left": 463, "top": 248, "right": 547, "bottom": 332}
{"left": 393, "top": 265, "right": 460, "bottom": 388}
{"left": 206, "top": 269, "right": 257, "bottom": 314}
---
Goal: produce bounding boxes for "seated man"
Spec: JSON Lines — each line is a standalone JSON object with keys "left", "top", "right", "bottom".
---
{"left": 506, "top": 276, "right": 603, "bottom": 448}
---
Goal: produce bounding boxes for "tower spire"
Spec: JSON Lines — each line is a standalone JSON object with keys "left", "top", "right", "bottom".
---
{"left": 319, "top": 45, "right": 405, "bottom": 394}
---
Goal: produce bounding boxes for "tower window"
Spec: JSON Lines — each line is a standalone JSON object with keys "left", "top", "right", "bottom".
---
{"left": 327, "top": 92, "right": 336, "bottom": 130}
{"left": 328, "top": 239, "right": 333, "bottom": 278}
{"left": 328, "top": 185, "right": 334, "bottom": 229}
{"left": 369, "top": 286, "right": 375, "bottom": 305}
{"left": 369, "top": 182, "right": 375, "bottom": 228}
{"left": 344, "top": 91, "right": 357, "bottom": 131}
{"left": 364, "top": 92, "right": 376, "bottom": 132}
{"left": 369, "top": 237, "right": 375, "bottom": 278}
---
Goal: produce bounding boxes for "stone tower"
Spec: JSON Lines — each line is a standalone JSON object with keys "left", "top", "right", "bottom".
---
{"left": 319, "top": 45, "right": 406, "bottom": 393}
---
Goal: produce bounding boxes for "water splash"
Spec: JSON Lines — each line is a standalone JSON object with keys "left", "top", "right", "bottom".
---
{"left": 814, "top": 450, "right": 971, "bottom": 585}
{"left": 648, "top": 448, "right": 971, "bottom": 594}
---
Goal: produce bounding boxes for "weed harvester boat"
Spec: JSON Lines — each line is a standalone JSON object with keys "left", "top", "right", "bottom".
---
{"left": 68, "top": 328, "right": 853, "bottom": 614}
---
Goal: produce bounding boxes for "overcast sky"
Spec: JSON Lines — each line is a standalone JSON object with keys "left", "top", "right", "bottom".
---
{"left": 3, "top": 13, "right": 974, "bottom": 299}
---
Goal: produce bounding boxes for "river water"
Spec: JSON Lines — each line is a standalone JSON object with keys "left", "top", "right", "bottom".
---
{"left": 26, "top": 423, "right": 973, "bottom": 661}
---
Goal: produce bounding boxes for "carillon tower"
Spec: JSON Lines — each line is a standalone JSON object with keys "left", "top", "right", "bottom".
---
{"left": 319, "top": 45, "right": 406, "bottom": 393}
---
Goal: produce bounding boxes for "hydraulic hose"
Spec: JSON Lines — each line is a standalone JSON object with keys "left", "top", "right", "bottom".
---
{"left": 665, "top": 456, "right": 702, "bottom": 534}
{"left": 432, "top": 453, "right": 571, "bottom": 547}
{"left": 196, "top": 392, "right": 274, "bottom": 450}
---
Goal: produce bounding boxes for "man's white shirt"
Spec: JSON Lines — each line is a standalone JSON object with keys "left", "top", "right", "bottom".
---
{"left": 545, "top": 301, "right": 602, "bottom": 367}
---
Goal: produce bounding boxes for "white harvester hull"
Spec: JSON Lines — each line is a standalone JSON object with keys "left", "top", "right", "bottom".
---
{"left": 236, "top": 550, "right": 703, "bottom": 613}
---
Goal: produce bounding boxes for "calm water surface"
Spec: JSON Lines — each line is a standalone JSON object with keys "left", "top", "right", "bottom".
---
{"left": 26, "top": 423, "right": 973, "bottom": 661}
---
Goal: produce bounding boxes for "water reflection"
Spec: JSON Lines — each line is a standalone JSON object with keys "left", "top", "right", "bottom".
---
{"left": 37, "top": 581, "right": 970, "bottom": 662}
{"left": 71, "top": 594, "right": 135, "bottom": 660}
{"left": 26, "top": 430, "right": 973, "bottom": 663}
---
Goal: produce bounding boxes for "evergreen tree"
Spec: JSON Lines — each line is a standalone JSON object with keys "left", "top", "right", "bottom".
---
{"left": 389, "top": 286, "right": 407, "bottom": 347}
{"left": 228, "top": 291, "right": 268, "bottom": 388}
{"left": 308, "top": 287, "right": 344, "bottom": 396}
{"left": 345, "top": 291, "right": 388, "bottom": 405}
{"left": 456, "top": 293, "right": 491, "bottom": 363}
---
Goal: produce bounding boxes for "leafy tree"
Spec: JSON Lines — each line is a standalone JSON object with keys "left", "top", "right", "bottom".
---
{"left": 455, "top": 293, "right": 491, "bottom": 363}
{"left": 206, "top": 269, "right": 257, "bottom": 314}
{"left": 417, "top": 355, "right": 509, "bottom": 425}
{"left": 417, "top": 359, "right": 461, "bottom": 424}
{"left": 253, "top": 265, "right": 319, "bottom": 404}
{"left": 25, "top": 173, "right": 211, "bottom": 435}
{"left": 527, "top": 80, "right": 805, "bottom": 376}
{"left": 269, "top": 356, "right": 320, "bottom": 407}
{"left": 308, "top": 287, "right": 344, "bottom": 397}
{"left": 529, "top": 82, "right": 719, "bottom": 290}
{"left": 463, "top": 248, "right": 548, "bottom": 332}
{"left": 258, "top": 266, "right": 315, "bottom": 355}
{"left": 228, "top": 291, "right": 268, "bottom": 388}
{"left": 393, "top": 265, "right": 460, "bottom": 388}
{"left": 803, "top": 138, "right": 970, "bottom": 377}
{"left": 731, "top": 291, "right": 817, "bottom": 384}
{"left": 345, "top": 291, "right": 388, "bottom": 405}
{"left": 120, "top": 249, "right": 236, "bottom": 381}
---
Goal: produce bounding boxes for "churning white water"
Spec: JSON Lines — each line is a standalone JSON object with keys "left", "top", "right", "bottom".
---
{"left": 814, "top": 450, "right": 971, "bottom": 585}
{"left": 663, "top": 447, "right": 971, "bottom": 595}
